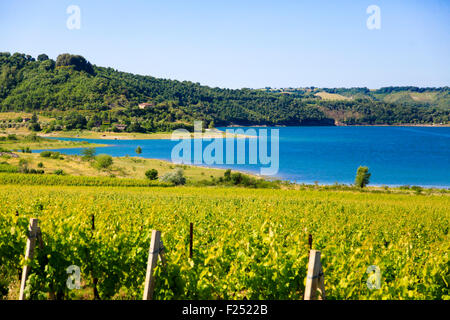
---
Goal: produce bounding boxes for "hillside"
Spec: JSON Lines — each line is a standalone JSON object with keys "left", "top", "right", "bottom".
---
{"left": 0, "top": 52, "right": 448, "bottom": 134}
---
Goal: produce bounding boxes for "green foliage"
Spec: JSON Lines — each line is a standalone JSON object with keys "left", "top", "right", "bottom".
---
{"left": 135, "top": 146, "right": 142, "bottom": 155}
{"left": 160, "top": 168, "right": 186, "bottom": 185}
{"left": 145, "top": 169, "right": 158, "bottom": 180}
{"left": 224, "top": 169, "right": 231, "bottom": 181}
{"left": 55, "top": 53, "right": 94, "bottom": 74}
{"left": 355, "top": 166, "right": 371, "bottom": 188}
{"left": 0, "top": 162, "right": 18, "bottom": 173}
{"left": 195, "top": 169, "right": 279, "bottom": 189}
{"left": 40, "top": 151, "right": 52, "bottom": 158}
{"left": 0, "top": 172, "right": 167, "bottom": 187}
{"left": 1, "top": 52, "right": 447, "bottom": 129}
{"left": 53, "top": 169, "right": 65, "bottom": 175}
{"left": 411, "top": 185, "right": 423, "bottom": 195}
{"left": 94, "top": 154, "right": 113, "bottom": 170}
{"left": 81, "top": 147, "right": 96, "bottom": 161}
{"left": 29, "top": 122, "right": 41, "bottom": 131}
{"left": 51, "top": 152, "right": 61, "bottom": 159}
{"left": 37, "top": 54, "right": 49, "bottom": 62}
{"left": 7, "top": 134, "right": 17, "bottom": 140}
{"left": 0, "top": 185, "right": 448, "bottom": 299}
{"left": 64, "top": 112, "right": 87, "bottom": 130}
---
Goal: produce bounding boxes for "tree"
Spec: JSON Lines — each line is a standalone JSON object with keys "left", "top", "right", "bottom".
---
{"left": 126, "top": 122, "right": 145, "bottom": 133}
{"left": 94, "top": 154, "right": 113, "bottom": 170}
{"left": 81, "top": 147, "right": 96, "bottom": 161}
{"left": 37, "top": 54, "right": 49, "bottom": 61}
{"left": 135, "top": 146, "right": 142, "bottom": 155}
{"left": 31, "top": 113, "right": 38, "bottom": 123}
{"left": 55, "top": 53, "right": 94, "bottom": 74}
{"left": 145, "top": 169, "right": 158, "bottom": 180}
{"left": 29, "top": 122, "right": 41, "bottom": 132}
{"left": 354, "top": 166, "right": 371, "bottom": 188}
{"left": 64, "top": 112, "right": 87, "bottom": 130}
{"left": 231, "top": 172, "right": 243, "bottom": 185}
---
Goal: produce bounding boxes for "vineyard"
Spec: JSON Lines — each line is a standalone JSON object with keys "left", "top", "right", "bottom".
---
{"left": 0, "top": 184, "right": 448, "bottom": 300}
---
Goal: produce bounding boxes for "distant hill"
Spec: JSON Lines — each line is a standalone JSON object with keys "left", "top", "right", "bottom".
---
{"left": 310, "top": 87, "right": 450, "bottom": 109}
{"left": 0, "top": 52, "right": 448, "bottom": 133}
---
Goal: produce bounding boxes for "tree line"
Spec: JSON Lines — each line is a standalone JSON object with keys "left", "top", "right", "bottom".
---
{"left": 0, "top": 52, "right": 448, "bottom": 133}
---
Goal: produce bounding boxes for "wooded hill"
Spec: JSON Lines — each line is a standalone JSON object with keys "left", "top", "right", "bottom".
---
{"left": 0, "top": 52, "right": 448, "bottom": 133}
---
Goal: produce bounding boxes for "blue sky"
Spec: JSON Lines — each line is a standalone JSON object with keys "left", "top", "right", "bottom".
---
{"left": 1, "top": 0, "right": 449, "bottom": 89}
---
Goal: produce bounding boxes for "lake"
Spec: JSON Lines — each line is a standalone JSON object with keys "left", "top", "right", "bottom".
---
{"left": 36, "top": 126, "right": 450, "bottom": 188}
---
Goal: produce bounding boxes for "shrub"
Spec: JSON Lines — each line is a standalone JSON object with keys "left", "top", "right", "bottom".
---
{"left": 54, "top": 169, "right": 64, "bottom": 175}
{"left": 18, "top": 158, "right": 29, "bottom": 173}
{"left": 231, "top": 172, "right": 243, "bottom": 185}
{"left": 160, "top": 168, "right": 186, "bottom": 185}
{"left": 50, "top": 152, "right": 61, "bottom": 159}
{"left": 25, "top": 133, "right": 40, "bottom": 142}
{"left": 29, "top": 122, "right": 41, "bottom": 132}
{"left": 7, "top": 134, "right": 17, "bottom": 141}
{"left": 37, "top": 162, "right": 44, "bottom": 168}
{"left": 95, "top": 154, "right": 113, "bottom": 170}
{"left": 411, "top": 186, "right": 423, "bottom": 194}
{"left": 224, "top": 169, "right": 231, "bottom": 181}
{"left": 145, "top": 169, "right": 158, "bottom": 180}
{"left": 41, "top": 151, "right": 63, "bottom": 159}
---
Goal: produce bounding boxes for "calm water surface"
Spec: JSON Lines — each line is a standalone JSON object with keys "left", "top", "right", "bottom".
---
{"left": 36, "top": 126, "right": 450, "bottom": 188}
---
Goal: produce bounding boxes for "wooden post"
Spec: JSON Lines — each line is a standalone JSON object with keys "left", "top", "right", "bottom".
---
{"left": 189, "top": 222, "right": 193, "bottom": 259}
{"left": 304, "top": 250, "right": 326, "bottom": 300}
{"left": 143, "top": 230, "right": 162, "bottom": 300}
{"left": 158, "top": 239, "right": 166, "bottom": 267}
{"left": 19, "top": 218, "right": 39, "bottom": 300}
{"left": 317, "top": 264, "right": 326, "bottom": 300}
{"left": 308, "top": 234, "right": 313, "bottom": 250}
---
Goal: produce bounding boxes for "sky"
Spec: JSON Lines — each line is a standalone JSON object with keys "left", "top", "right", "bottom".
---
{"left": 1, "top": 0, "right": 449, "bottom": 89}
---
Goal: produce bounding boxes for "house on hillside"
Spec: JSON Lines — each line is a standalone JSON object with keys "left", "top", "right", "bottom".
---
{"left": 138, "top": 102, "right": 155, "bottom": 109}
{"left": 115, "top": 124, "right": 127, "bottom": 131}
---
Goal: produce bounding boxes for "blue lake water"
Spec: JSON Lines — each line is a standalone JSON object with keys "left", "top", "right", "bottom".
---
{"left": 35, "top": 126, "right": 450, "bottom": 188}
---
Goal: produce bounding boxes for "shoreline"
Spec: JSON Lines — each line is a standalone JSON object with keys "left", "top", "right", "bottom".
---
{"left": 20, "top": 142, "right": 450, "bottom": 190}
{"left": 39, "top": 129, "right": 254, "bottom": 140}
{"left": 36, "top": 124, "right": 449, "bottom": 141}
{"left": 225, "top": 123, "right": 450, "bottom": 128}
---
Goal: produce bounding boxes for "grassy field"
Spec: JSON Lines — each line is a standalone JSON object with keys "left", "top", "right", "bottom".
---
{"left": 1, "top": 151, "right": 239, "bottom": 182}
{"left": 0, "top": 112, "right": 55, "bottom": 122}
{"left": 0, "top": 184, "right": 448, "bottom": 300}
{"left": 40, "top": 128, "right": 252, "bottom": 140}
{"left": 314, "top": 92, "right": 352, "bottom": 101}
{"left": 0, "top": 135, "right": 105, "bottom": 151}
{"left": 0, "top": 132, "right": 259, "bottom": 183}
